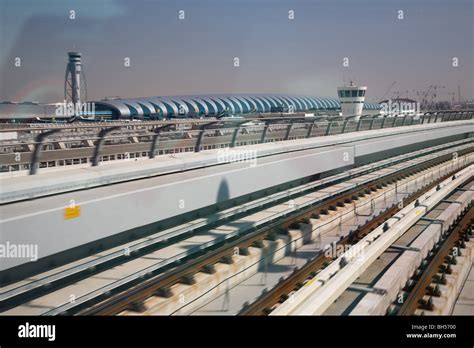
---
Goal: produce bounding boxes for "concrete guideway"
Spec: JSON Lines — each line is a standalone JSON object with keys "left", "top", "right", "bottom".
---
{"left": 321, "top": 185, "right": 473, "bottom": 315}
{"left": 271, "top": 165, "right": 474, "bottom": 315}
{"left": 1, "top": 139, "right": 471, "bottom": 283}
{"left": 349, "top": 187, "right": 473, "bottom": 315}
{"left": 1, "top": 143, "right": 471, "bottom": 315}
{"left": 1, "top": 131, "right": 473, "bottom": 276}
{"left": 167, "top": 157, "right": 473, "bottom": 315}
{"left": 0, "top": 138, "right": 469, "bottom": 307}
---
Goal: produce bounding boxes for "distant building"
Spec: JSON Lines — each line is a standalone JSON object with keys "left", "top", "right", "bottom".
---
{"left": 337, "top": 82, "right": 367, "bottom": 120}
{"left": 93, "top": 94, "right": 380, "bottom": 119}
{"left": 0, "top": 52, "right": 382, "bottom": 122}
{"left": 0, "top": 101, "right": 57, "bottom": 121}
{"left": 0, "top": 94, "right": 381, "bottom": 122}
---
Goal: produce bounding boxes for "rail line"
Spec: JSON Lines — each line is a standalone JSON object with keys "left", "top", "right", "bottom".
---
{"left": 269, "top": 171, "right": 473, "bottom": 315}
{"left": 237, "top": 172, "right": 463, "bottom": 315}
{"left": 322, "top": 182, "right": 473, "bottom": 316}
{"left": 1, "top": 140, "right": 472, "bottom": 315}
{"left": 77, "top": 145, "right": 473, "bottom": 315}
{"left": 396, "top": 209, "right": 473, "bottom": 315}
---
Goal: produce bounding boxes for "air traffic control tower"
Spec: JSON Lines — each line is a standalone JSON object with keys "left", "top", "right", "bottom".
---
{"left": 64, "top": 52, "right": 86, "bottom": 105}
{"left": 337, "top": 81, "right": 367, "bottom": 120}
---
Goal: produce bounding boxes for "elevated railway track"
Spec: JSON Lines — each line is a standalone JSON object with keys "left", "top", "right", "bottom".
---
{"left": 1, "top": 138, "right": 470, "bottom": 315}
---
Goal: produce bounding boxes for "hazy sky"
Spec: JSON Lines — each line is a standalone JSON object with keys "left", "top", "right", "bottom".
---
{"left": 0, "top": 0, "right": 472, "bottom": 103}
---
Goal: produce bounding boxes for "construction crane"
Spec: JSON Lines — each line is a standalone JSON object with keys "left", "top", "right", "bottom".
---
{"left": 447, "top": 92, "right": 456, "bottom": 105}
{"left": 417, "top": 85, "right": 433, "bottom": 110}
{"left": 415, "top": 85, "right": 444, "bottom": 110}
{"left": 429, "top": 85, "right": 445, "bottom": 109}
{"left": 379, "top": 81, "right": 396, "bottom": 102}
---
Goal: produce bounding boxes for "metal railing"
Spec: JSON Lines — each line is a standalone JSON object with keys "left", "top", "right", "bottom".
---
{"left": 0, "top": 111, "right": 472, "bottom": 174}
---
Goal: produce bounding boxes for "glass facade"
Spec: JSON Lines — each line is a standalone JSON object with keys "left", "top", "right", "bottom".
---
{"left": 218, "top": 98, "right": 234, "bottom": 113}
{"left": 124, "top": 103, "right": 138, "bottom": 116}
{"left": 137, "top": 103, "right": 151, "bottom": 116}
{"left": 227, "top": 98, "right": 241, "bottom": 113}
{"left": 191, "top": 99, "right": 206, "bottom": 114}
{"left": 161, "top": 101, "right": 175, "bottom": 116}
{"left": 209, "top": 98, "right": 225, "bottom": 113}
{"left": 96, "top": 94, "right": 380, "bottom": 118}
{"left": 234, "top": 97, "right": 250, "bottom": 113}
{"left": 250, "top": 98, "right": 265, "bottom": 112}
{"left": 150, "top": 102, "right": 164, "bottom": 117}
{"left": 338, "top": 89, "right": 366, "bottom": 98}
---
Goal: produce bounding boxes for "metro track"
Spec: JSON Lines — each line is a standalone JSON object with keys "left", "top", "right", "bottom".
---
{"left": 0, "top": 139, "right": 473, "bottom": 315}
{"left": 269, "top": 171, "right": 473, "bottom": 315}
{"left": 78, "top": 144, "right": 474, "bottom": 315}
{"left": 321, "top": 182, "right": 473, "bottom": 316}
{"left": 396, "top": 208, "right": 473, "bottom": 315}
{"left": 237, "top": 174, "right": 467, "bottom": 315}
{"left": 99, "top": 150, "right": 474, "bottom": 316}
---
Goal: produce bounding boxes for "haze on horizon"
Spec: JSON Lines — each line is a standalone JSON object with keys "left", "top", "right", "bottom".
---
{"left": 0, "top": 0, "right": 472, "bottom": 104}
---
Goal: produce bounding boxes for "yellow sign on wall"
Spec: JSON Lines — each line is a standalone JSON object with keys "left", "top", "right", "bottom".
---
{"left": 64, "top": 205, "right": 81, "bottom": 220}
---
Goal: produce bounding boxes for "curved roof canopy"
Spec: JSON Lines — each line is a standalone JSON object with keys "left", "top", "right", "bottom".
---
{"left": 95, "top": 94, "right": 381, "bottom": 118}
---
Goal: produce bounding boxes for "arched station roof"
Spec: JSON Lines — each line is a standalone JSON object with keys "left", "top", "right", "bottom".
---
{"left": 95, "top": 94, "right": 381, "bottom": 118}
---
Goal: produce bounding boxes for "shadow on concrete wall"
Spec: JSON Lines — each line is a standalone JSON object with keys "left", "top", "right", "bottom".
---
{"left": 216, "top": 178, "right": 230, "bottom": 204}
{"left": 203, "top": 178, "right": 232, "bottom": 228}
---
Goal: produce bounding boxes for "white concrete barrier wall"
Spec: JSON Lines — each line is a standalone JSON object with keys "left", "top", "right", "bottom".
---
{"left": 0, "top": 146, "right": 353, "bottom": 271}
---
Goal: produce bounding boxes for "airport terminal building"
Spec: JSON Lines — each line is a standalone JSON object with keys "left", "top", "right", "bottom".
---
{"left": 94, "top": 94, "right": 381, "bottom": 119}
{"left": 1, "top": 94, "right": 381, "bottom": 121}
